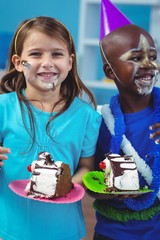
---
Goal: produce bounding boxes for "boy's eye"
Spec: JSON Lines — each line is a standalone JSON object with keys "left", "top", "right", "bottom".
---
{"left": 149, "top": 55, "right": 157, "bottom": 61}
{"left": 130, "top": 56, "right": 142, "bottom": 62}
{"left": 130, "top": 55, "right": 157, "bottom": 62}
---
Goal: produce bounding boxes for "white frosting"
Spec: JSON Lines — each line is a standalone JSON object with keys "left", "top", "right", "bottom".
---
{"left": 102, "top": 154, "right": 140, "bottom": 191}
{"left": 25, "top": 160, "right": 63, "bottom": 197}
{"left": 120, "top": 163, "right": 137, "bottom": 169}
{"left": 103, "top": 159, "right": 111, "bottom": 174}
{"left": 114, "top": 170, "right": 139, "bottom": 190}
{"left": 32, "top": 167, "right": 61, "bottom": 195}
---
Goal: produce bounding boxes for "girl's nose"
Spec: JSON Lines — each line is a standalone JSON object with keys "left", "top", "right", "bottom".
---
{"left": 42, "top": 56, "right": 54, "bottom": 69}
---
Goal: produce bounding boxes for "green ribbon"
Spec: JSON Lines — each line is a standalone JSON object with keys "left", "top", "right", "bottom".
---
{"left": 93, "top": 199, "right": 160, "bottom": 222}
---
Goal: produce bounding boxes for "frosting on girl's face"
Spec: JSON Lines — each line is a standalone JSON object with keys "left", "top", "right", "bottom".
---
{"left": 20, "top": 30, "right": 73, "bottom": 93}
{"left": 119, "top": 34, "right": 159, "bottom": 95}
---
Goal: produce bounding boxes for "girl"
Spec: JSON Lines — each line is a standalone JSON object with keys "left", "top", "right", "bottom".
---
{"left": 0, "top": 16, "right": 101, "bottom": 240}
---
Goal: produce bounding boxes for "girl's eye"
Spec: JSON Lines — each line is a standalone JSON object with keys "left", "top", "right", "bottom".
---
{"left": 30, "top": 52, "right": 41, "bottom": 57}
{"left": 52, "top": 52, "right": 64, "bottom": 57}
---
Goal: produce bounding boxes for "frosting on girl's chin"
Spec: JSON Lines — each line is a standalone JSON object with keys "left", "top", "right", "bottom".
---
{"left": 46, "top": 83, "right": 54, "bottom": 89}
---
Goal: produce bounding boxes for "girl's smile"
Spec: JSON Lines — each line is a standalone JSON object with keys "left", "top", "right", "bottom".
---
{"left": 13, "top": 30, "right": 73, "bottom": 94}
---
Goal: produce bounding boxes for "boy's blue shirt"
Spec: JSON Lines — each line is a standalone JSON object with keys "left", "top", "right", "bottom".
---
{"left": 95, "top": 95, "right": 160, "bottom": 240}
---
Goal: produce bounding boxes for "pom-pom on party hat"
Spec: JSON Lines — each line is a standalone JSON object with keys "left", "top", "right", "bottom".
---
{"left": 100, "top": 0, "right": 132, "bottom": 41}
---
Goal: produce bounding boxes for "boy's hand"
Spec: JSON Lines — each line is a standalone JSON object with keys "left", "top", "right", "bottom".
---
{"left": 149, "top": 123, "right": 160, "bottom": 144}
{"left": 0, "top": 146, "right": 10, "bottom": 167}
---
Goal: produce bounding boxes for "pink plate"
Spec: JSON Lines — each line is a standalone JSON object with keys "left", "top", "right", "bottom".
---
{"left": 9, "top": 180, "right": 85, "bottom": 204}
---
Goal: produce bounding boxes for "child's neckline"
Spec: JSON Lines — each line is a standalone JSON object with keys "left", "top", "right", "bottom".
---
{"left": 22, "top": 89, "right": 63, "bottom": 114}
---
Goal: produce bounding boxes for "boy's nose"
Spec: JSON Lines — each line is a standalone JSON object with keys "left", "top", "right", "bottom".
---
{"left": 140, "top": 58, "right": 155, "bottom": 68}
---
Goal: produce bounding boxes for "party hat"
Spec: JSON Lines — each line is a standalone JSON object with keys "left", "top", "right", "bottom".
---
{"left": 100, "top": 0, "right": 132, "bottom": 41}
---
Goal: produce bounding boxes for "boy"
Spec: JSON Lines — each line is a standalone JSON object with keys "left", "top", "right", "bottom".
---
{"left": 93, "top": 23, "right": 160, "bottom": 240}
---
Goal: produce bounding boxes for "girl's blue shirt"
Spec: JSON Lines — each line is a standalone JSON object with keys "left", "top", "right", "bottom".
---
{"left": 0, "top": 91, "right": 101, "bottom": 240}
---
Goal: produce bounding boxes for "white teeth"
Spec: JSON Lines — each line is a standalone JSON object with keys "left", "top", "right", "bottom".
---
{"left": 142, "top": 77, "right": 151, "bottom": 81}
{"left": 141, "top": 77, "right": 151, "bottom": 81}
{"left": 135, "top": 77, "right": 152, "bottom": 83}
{"left": 40, "top": 74, "right": 53, "bottom": 77}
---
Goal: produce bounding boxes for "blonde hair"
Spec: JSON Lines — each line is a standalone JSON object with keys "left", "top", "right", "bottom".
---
{"left": 14, "top": 18, "right": 36, "bottom": 54}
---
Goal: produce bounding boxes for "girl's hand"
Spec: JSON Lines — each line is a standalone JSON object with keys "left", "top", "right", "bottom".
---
{"left": 0, "top": 146, "right": 10, "bottom": 167}
{"left": 149, "top": 123, "right": 160, "bottom": 144}
{"left": 72, "top": 156, "right": 95, "bottom": 188}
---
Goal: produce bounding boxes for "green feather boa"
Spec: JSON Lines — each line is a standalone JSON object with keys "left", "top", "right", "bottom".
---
{"left": 93, "top": 199, "right": 160, "bottom": 222}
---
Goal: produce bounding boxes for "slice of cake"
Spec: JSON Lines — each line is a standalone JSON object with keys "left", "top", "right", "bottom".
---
{"left": 25, "top": 152, "right": 73, "bottom": 199}
{"left": 99, "top": 153, "right": 140, "bottom": 192}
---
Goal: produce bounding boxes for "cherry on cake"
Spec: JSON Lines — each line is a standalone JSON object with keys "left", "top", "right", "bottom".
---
{"left": 99, "top": 153, "right": 140, "bottom": 192}
{"left": 25, "top": 152, "right": 73, "bottom": 199}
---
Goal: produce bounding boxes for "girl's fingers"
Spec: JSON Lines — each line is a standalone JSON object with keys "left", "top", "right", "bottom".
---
{"left": 0, "top": 160, "right": 4, "bottom": 167}
{"left": 0, "top": 154, "right": 8, "bottom": 160}
{"left": 0, "top": 147, "right": 10, "bottom": 167}
{"left": 0, "top": 146, "right": 10, "bottom": 154}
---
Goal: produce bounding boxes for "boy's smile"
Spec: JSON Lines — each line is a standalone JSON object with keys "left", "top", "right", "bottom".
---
{"left": 119, "top": 34, "right": 159, "bottom": 95}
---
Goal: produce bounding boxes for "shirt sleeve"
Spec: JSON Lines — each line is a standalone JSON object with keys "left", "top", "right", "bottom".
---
{"left": 95, "top": 118, "right": 112, "bottom": 169}
{"left": 81, "top": 111, "right": 102, "bottom": 158}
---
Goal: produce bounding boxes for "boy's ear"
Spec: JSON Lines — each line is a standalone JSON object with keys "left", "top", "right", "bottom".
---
{"left": 103, "top": 63, "right": 115, "bottom": 79}
{"left": 12, "top": 54, "right": 23, "bottom": 72}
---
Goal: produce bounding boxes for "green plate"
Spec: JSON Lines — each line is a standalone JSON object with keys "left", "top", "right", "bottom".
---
{"left": 83, "top": 171, "right": 153, "bottom": 195}
{"left": 83, "top": 171, "right": 106, "bottom": 193}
